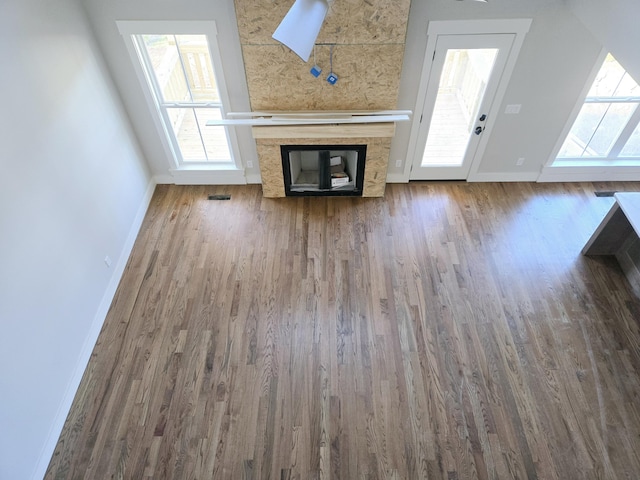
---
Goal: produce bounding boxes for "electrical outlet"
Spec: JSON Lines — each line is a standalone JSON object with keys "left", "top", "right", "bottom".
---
{"left": 516, "top": 157, "right": 525, "bottom": 166}
{"left": 395, "top": 159, "right": 402, "bottom": 168}
{"left": 104, "top": 256, "right": 112, "bottom": 268}
{"left": 246, "top": 161, "right": 253, "bottom": 168}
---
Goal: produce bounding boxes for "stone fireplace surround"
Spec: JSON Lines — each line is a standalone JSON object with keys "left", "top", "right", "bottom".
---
{"left": 252, "top": 122, "right": 395, "bottom": 198}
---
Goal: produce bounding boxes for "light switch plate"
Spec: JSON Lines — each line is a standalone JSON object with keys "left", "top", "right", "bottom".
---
{"left": 505, "top": 104, "right": 521, "bottom": 114}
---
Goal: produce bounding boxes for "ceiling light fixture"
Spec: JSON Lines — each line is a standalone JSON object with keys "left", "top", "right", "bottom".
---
{"left": 272, "top": 0, "right": 330, "bottom": 62}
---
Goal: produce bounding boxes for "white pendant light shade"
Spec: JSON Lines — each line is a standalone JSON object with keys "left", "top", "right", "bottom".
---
{"left": 272, "top": 0, "right": 329, "bottom": 62}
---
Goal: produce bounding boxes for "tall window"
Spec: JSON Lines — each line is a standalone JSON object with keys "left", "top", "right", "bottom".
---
{"left": 118, "top": 22, "right": 238, "bottom": 168}
{"left": 556, "top": 54, "right": 640, "bottom": 163}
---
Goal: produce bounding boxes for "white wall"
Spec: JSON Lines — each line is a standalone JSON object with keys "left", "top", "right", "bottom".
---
{"left": 566, "top": 0, "right": 640, "bottom": 83}
{"left": 81, "top": 0, "right": 619, "bottom": 183}
{"left": 80, "top": 0, "right": 640, "bottom": 184}
{"left": 389, "top": 0, "right": 602, "bottom": 181}
{"left": 0, "top": 0, "right": 152, "bottom": 478}
{"left": 81, "top": 0, "right": 259, "bottom": 183}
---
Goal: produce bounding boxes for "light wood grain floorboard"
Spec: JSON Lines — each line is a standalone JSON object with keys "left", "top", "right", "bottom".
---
{"left": 46, "top": 182, "right": 640, "bottom": 479}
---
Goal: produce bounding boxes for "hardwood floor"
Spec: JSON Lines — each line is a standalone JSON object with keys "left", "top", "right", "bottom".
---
{"left": 46, "top": 182, "right": 640, "bottom": 479}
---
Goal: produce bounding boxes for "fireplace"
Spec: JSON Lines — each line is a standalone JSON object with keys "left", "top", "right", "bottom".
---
{"left": 252, "top": 122, "right": 396, "bottom": 198}
{"left": 281, "top": 144, "right": 366, "bottom": 197}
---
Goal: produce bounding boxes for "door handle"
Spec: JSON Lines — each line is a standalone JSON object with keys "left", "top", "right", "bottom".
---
{"left": 474, "top": 126, "right": 484, "bottom": 135}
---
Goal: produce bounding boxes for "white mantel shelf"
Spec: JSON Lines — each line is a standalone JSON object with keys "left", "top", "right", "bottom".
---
{"left": 206, "top": 110, "right": 411, "bottom": 127}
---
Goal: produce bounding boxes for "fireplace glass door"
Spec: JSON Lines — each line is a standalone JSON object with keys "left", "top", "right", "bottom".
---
{"left": 281, "top": 145, "right": 366, "bottom": 196}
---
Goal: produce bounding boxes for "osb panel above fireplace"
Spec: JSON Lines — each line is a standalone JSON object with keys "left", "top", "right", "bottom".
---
{"left": 240, "top": 44, "right": 405, "bottom": 111}
{"left": 234, "top": 0, "right": 411, "bottom": 46}
{"left": 233, "top": 0, "right": 410, "bottom": 111}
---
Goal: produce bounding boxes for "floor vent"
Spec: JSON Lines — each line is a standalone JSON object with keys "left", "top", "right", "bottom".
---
{"left": 208, "top": 194, "right": 231, "bottom": 200}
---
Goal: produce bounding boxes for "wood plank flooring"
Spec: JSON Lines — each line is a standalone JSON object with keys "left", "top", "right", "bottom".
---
{"left": 46, "top": 182, "right": 640, "bottom": 479}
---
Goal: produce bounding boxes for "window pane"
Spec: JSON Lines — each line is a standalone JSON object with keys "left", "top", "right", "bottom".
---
{"left": 585, "top": 103, "right": 637, "bottom": 156}
{"left": 195, "top": 108, "right": 231, "bottom": 162}
{"left": 139, "top": 34, "right": 222, "bottom": 104}
{"left": 140, "top": 35, "right": 191, "bottom": 103}
{"left": 166, "top": 107, "right": 231, "bottom": 162}
{"left": 588, "top": 54, "right": 627, "bottom": 97}
{"left": 620, "top": 121, "right": 640, "bottom": 157}
{"left": 175, "top": 35, "right": 221, "bottom": 103}
{"left": 167, "top": 108, "right": 206, "bottom": 161}
{"left": 558, "top": 103, "right": 636, "bottom": 157}
{"left": 587, "top": 54, "right": 640, "bottom": 98}
{"left": 614, "top": 73, "right": 640, "bottom": 97}
{"left": 558, "top": 104, "right": 606, "bottom": 157}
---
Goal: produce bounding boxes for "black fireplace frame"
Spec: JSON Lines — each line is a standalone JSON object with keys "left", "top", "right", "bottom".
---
{"left": 280, "top": 144, "right": 367, "bottom": 197}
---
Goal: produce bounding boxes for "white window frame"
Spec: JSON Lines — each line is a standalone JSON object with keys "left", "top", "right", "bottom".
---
{"left": 540, "top": 49, "right": 640, "bottom": 182}
{"left": 117, "top": 20, "right": 244, "bottom": 176}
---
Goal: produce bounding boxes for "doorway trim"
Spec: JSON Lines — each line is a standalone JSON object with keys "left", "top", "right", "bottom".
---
{"left": 403, "top": 19, "right": 532, "bottom": 182}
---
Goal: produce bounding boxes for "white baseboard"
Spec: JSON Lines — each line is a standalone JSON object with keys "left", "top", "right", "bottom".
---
{"left": 386, "top": 171, "right": 540, "bottom": 183}
{"left": 31, "top": 179, "right": 157, "bottom": 480}
{"left": 245, "top": 172, "right": 262, "bottom": 184}
{"left": 538, "top": 166, "right": 640, "bottom": 182}
{"left": 155, "top": 170, "right": 256, "bottom": 185}
{"left": 385, "top": 172, "right": 409, "bottom": 183}
{"left": 153, "top": 173, "right": 174, "bottom": 184}
{"left": 170, "top": 168, "right": 247, "bottom": 185}
{"left": 468, "top": 171, "right": 540, "bottom": 182}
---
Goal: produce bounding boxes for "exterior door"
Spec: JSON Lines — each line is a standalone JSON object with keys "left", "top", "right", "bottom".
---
{"left": 410, "top": 34, "right": 514, "bottom": 180}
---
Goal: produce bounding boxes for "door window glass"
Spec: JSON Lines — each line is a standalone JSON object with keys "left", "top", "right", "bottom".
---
{"left": 422, "top": 49, "right": 498, "bottom": 167}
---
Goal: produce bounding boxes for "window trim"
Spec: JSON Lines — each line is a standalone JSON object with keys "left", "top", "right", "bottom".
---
{"left": 117, "top": 20, "right": 243, "bottom": 172}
